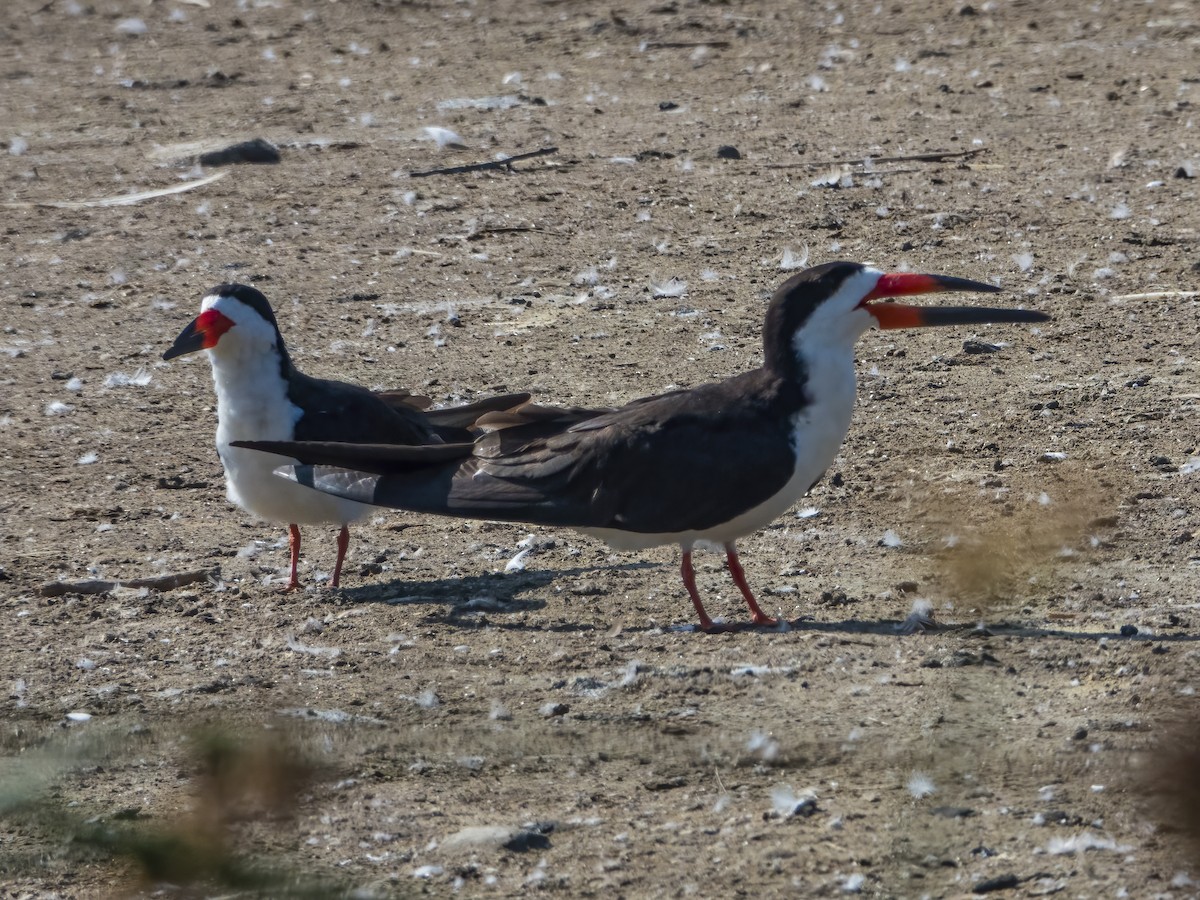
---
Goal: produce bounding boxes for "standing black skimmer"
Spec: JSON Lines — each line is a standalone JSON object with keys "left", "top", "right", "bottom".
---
{"left": 163, "top": 282, "right": 529, "bottom": 590}
{"left": 232, "top": 262, "right": 1049, "bottom": 629}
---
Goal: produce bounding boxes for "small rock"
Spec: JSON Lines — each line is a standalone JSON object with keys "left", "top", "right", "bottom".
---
{"left": 540, "top": 702, "right": 569, "bottom": 717}
{"left": 716, "top": 145, "right": 742, "bottom": 160}
{"left": 1119, "top": 624, "right": 1139, "bottom": 637}
{"left": 963, "top": 339, "right": 1001, "bottom": 354}
{"left": 198, "top": 138, "right": 281, "bottom": 166}
{"left": 658, "top": 101, "right": 680, "bottom": 111}
{"left": 973, "top": 873, "right": 1020, "bottom": 894}
{"left": 931, "top": 805, "right": 976, "bottom": 819}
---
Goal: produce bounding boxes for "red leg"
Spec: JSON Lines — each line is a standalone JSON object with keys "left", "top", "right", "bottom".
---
{"left": 725, "top": 543, "right": 777, "bottom": 626}
{"left": 285, "top": 524, "right": 302, "bottom": 591}
{"left": 680, "top": 550, "right": 718, "bottom": 632}
{"left": 331, "top": 524, "right": 350, "bottom": 589}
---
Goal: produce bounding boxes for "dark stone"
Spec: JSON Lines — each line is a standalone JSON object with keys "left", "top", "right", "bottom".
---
{"left": 198, "top": 138, "right": 281, "bottom": 166}
{"left": 973, "top": 874, "right": 1020, "bottom": 893}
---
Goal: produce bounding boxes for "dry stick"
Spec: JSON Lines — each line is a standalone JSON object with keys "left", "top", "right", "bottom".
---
{"left": 409, "top": 146, "right": 559, "bottom": 179}
{"left": 40, "top": 569, "right": 218, "bottom": 598}
{"left": 465, "top": 225, "right": 561, "bottom": 241}
{"left": 643, "top": 40, "right": 732, "bottom": 49}
{"left": 764, "top": 148, "right": 987, "bottom": 169}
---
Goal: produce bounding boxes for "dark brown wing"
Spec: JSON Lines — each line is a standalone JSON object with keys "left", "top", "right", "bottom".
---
{"left": 245, "top": 370, "right": 806, "bottom": 535}
{"left": 288, "top": 372, "right": 439, "bottom": 444}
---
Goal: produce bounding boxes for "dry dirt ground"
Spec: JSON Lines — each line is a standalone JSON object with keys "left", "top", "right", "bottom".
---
{"left": 2, "top": 0, "right": 1199, "bottom": 896}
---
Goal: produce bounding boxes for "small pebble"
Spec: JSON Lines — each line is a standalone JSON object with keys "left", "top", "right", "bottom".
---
{"left": 973, "top": 873, "right": 1020, "bottom": 894}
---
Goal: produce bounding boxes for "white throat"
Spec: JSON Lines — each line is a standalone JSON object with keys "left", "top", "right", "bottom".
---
{"left": 200, "top": 294, "right": 369, "bottom": 526}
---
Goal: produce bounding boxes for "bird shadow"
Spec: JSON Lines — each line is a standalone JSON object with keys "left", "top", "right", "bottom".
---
{"left": 337, "top": 560, "right": 660, "bottom": 628}
{"left": 337, "top": 567, "right": 1200, "bottom": 643}
{"left": 781, "top": 616, "right": 1200, "bottom": 644}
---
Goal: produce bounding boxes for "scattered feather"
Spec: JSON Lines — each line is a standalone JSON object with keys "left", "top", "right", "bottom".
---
{"left": 769, "top": 784, "right": 818, "bottom": 818}
{"left": 65, "top": 377, "right": 83, "bottom": 392}
{"left": 897, "top": 599, "right": 935, "bottom": 634}
{"left": 746, "top": 730, "right": 780, "bottom": 762}
{"left": 489, "top": 700, "right": 511, "bottom": 721}
{"left": 76, "top": 452, "right": 99, "bottom": 465}
{"left": 504, "top": 548, "right": 530, "bottom": 573}
{"left": 435, "top": 95, "right": 521, "bottom": 111}
{"left": 840, "top": 873, "right": 865, "bottom": 893}
{"left": 2, "top": 171, "right": 226, "bottom": 210}
{"left": 1044, "top": 833, "right": 1131, "bottom": 855}
{"left": 104, "top": 368, "right": 152, "bottom": 388}
{"left": 906, "top": 771, "right": 936, "bottom": 799}
{"left": 1179, "top": 458, "right": 1200, "bottom": 476}
{"left": 881, "top": 529, "right": 903, "bottom": 548}
{"left": 650, "top": 277, "right": 687, "bottom": 298}
{"left": 44, "top": 401, "right": 74, "bottom": 416}
{"left": 9, "top": 136, "right": 28, "bottom": 156}
{"left": 796, "top": 506, "right": 820, "bottom": 519}
{"left": 422, "top": 126, "right": 466, "bottom": 150}
{"left": 620, "top": 660, "right": 641, "bottom": 688}
{"left": 115, "top": 18, "right": 147, "bottom": 35}
{"left": 811, "top": 167, "right": 844, "bottom": 188}
{"left": 780, "top": 246, "right": 809, "bottom": 270}
{"left": 1013, "top": 252, "right": 1034, "bottom": 272}
{"left": 1110, "top": 202, "right": 1131, "bottom": 220}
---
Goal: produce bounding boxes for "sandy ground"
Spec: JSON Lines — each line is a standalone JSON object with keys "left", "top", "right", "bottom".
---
{"left": 2, "top": 0, "right": 1199, "bottom": 895}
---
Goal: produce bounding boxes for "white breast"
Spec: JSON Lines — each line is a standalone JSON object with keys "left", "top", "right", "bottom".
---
{"left": 581, "top": 299, "right": 872, "bottom": 552}
{"left": 209, "top": 348, "right": 370, "bottom": 527}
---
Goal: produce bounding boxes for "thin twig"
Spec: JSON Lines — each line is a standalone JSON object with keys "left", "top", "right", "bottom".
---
{"left": 409, "top": 146, "right": 558, "bottom": 179}
{"left": 765, "top": 148, "right": 987, "bottom": 170}
{"left": 643, "top": 40, "right": 732, "bottom": 50}
{"left": 40, "top": 569, "right": 218, "bottom": 597}
{"left": 466, "top": 225, "right": 560, "bottom": 241}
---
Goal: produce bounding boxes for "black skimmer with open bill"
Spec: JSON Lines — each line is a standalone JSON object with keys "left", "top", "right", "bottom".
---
{"left": 162, "top": 282, "right": 530, "bottom": 590}
{"left": 232, "top": 262, "right": 1049, "bottom": 628}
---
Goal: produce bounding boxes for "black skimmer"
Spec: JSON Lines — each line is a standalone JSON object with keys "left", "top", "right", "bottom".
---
{"left": 162, "top": 282, "right": 530, "bottom": 590}
{"left": 231, "top": 262, "right": 1049, "bottom": 628}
